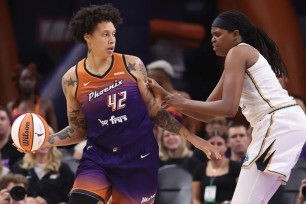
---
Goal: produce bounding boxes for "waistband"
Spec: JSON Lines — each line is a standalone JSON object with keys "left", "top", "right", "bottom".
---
{"left": 250, "top": 102, "right": 298, "bottom": 127}
{"left": 86, "top": 136, "right": 158, "bottom": 154}
{"left": 268, "top": 103, "right": 298, "bottom": 114}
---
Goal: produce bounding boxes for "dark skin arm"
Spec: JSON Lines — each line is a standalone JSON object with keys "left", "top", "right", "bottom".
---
{"left": 171, "top": 72, "right": 225, "bottom": 122}
{"left": 148, "top": 45, "right": 248, "bottom": 119}
{"left": 125, "top": 55, "right": 221, "bottom": 159}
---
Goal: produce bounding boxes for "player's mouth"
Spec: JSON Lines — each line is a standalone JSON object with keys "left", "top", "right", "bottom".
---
{"left": 107, "top": 47, "right": 115, "bottom": 52}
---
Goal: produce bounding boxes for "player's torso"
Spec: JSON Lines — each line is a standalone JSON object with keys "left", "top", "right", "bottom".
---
{"left": 75, "top": 53, "right": 154, "bottom": 151}
{"left": 239, "top": 54, "right": 294, "bottom": 126}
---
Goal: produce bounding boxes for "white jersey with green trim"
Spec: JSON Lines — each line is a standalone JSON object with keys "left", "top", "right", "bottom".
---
{"left": 238, "top": 43, "right": 294, "bottom": 127}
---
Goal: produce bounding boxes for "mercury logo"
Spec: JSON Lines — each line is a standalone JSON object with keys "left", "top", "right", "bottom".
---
{"left": 22, "top": 122, "right": 30, "bottom": 146}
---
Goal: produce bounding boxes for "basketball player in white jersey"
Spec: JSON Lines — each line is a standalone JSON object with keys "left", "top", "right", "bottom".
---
{"left": 148, "top": 10, "right": 306, "bottom": 204}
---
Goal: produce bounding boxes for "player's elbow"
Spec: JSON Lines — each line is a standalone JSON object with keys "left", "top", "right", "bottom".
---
{"left": 224, "top": 105, "right": 238, "bottom": 117}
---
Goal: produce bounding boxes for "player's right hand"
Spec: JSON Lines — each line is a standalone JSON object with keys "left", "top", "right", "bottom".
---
{"left": 12, "top": 143, "right": 34, "bottom": 154}
{"left": 147, "top": 77, "right": 170, "bottom": 99}
{"left": 190, "top": 136, "right": 222, "bottom": 160}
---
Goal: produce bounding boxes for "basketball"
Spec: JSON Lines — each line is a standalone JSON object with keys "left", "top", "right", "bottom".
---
{"left": 11, "top": 113, "right": 49, "bottom": 152}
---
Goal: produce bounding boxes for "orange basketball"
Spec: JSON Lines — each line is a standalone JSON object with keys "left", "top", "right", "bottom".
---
{"left": 11, "top": 113, "right": 49, "bottom": 152}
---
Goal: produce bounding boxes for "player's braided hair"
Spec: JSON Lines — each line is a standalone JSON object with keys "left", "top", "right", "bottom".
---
{"left": 68, "top": 4, "right": 122, "bottom": 44}
{"left": 215, "top": 10, "right": 288, "bottom": 78}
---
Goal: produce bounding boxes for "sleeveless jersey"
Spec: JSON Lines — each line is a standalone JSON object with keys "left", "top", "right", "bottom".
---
{"left": 238, "top": 43, "right": 295, "bottom": 127}
{"left": 76, "top": 53, "right": 154, "bottom": 152}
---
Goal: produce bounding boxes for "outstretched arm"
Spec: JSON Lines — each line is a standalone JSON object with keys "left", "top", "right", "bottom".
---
{"left": 42, "top": 67, "right": 87, "bottom": 148}
{"left": 148, "top": 72, "right": 225, "bottom": 123}
{"left": 126, "top": 55, "right": 221, "bottom": 159}
{"left": 149, "top": 47, "right": 246, "bottom": 118}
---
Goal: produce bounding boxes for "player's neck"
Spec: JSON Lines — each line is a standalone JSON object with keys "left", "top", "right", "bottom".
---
{"left": 86, "top": 52, "right": 112, "bottom": 75}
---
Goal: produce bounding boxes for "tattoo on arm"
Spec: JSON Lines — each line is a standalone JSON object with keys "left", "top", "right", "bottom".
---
{"left": 143, "top": 88, "right": 157, "bottom": 109}
{"left": 127, "top": 62, "right": 136, "bottom": 72}
{"left": 65, "top": 77, "right": 77, "bottom": 87}
{"left": 48, "top": 127, "right": 74, "bottom": 144}
{"left": 138, "top": 61, "right": 148, "bottom": 83}
{"left": 152, "top": 109, "right": 183, "bottom": 137}
{"left": 69, "top": 108, "right": 87, "bottom": 130}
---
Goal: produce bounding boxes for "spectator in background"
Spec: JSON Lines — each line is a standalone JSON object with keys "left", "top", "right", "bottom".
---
{"left": 205, "top": 116, "right": 228, "bottom": 134}
{"left": 147, "top": 60, "right": 199, "bottom": 134}
{"left": 72, "top": 140, "right": 86, "bottom": 161}
{"left": 193, "top": 130, "right": 240, "bottom": 204}
{"left": 227, "top": 123, "right": 251, "bottom": 164}
{"left": 7, "top": 63, "right": 58, "bottom": 131}
{"left": 0, "top": 106, "right": 23, "bottom": 168}
{"left": 296, "top": 179, "right": 306, "bottom": 204}
{"left": 193, "top": 116, "right": 228, "bottom": 164}
{"left": 158, "top": 128, "right": 201, "bottom": 177}
{"left": 0, "top": 173, "right": 46, "bottom": 204}
{"left": 0, "top": 153, "right": 9, "bottom": 177}
{"left": 11, "top": 128, "right": 74, "bottom": 204}
{"left": 158, "top": 127, "right": 203, "bottom": 204}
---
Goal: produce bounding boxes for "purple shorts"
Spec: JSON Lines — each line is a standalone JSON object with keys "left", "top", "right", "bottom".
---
{"left": 70, "top": 138, "right": 159, "bottom": 204}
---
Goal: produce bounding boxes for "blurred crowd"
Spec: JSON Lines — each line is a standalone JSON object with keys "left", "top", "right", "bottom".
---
{"left": 1, "top": 1, "right": 306, "bottom": 204}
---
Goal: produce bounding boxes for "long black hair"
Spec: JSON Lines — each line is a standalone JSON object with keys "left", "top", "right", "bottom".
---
{"left": 213, "top": 10, "right": 288, "bottom": 78}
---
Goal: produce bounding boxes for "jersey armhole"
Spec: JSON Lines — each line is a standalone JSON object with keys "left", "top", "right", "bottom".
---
{"left": 74, "top": 64, "right": 79, "bottom": 98}
{"left": 122, "top": 54, "right": 137, "bottom": 81}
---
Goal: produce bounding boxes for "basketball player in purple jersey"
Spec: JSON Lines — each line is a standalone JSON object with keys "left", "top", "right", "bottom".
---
{"left": 17, "top": 4, "right": 221, "bottom": 204}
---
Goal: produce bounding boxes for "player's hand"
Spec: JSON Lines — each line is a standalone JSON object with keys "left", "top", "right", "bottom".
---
{"left": 161, "top": 93, "right": 187, "bottom": 110}
{"left": 147, "top": 77, "right": 170, "bottom": 99}
{"left": 12, "top": 143, "right": 34, "bottom": 154}
{"left": 190, "top": 136, "right": 222, "bottom": 160}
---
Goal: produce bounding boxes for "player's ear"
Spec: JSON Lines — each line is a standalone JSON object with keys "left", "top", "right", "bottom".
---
{"left": 84, "top": 33, "right": 90, "bottom": 43}
{"left": 233, "top": 29, "right": 242, "bottom": 43}
{"left": 233, "top": 29, "right": 240, "bottom": 38}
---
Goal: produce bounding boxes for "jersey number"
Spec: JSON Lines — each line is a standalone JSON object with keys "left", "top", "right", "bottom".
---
{"left": 107, "top": 91, "right": 127, "bottom": 111}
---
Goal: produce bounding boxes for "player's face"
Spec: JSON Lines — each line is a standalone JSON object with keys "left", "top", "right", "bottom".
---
{"left": 211, "top": 27, "right": 237, "bottom": 57}
{"left": 19, "top": 69, "right": 36, "bottom": 94}
{"left": 0, "top": 110, "right": 11, "bottom": 136}
{"left": 208, "top": 136, "right": 227, "bottom": 156}
{"left": 162, "top": 130, "right": 182, "bottom": 151}
{"left": 228, "top": 126, "right": 250, "bottom": 155}
{"left": 85, "top": 21, "right": 116, "bottom": 57}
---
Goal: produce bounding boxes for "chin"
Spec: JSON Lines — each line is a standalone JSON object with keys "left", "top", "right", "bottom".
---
{"left": 215, "top": 51, "right": 226, "bottom": 57}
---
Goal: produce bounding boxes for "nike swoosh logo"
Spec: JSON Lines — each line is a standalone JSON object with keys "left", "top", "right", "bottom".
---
{"left": 35, "top": 133, "right": 44, "bottom": 137}
{"left": 141, "top": 153, "right": 150, "bottom": 159}
{"left": 84, "top": 81, "right": 91, "bottom": 86}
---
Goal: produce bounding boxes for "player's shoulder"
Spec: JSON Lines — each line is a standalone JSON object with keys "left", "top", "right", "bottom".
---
{"left": 123, "top": 54, "right": 142, "bottom": 64}
{"left": 62, "top": 65, "right": 78, "bottom": 82}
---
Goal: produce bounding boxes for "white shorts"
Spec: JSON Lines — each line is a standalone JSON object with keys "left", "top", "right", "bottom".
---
{"left": 242, "top": 105, "right": 306, "bottom": 183}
